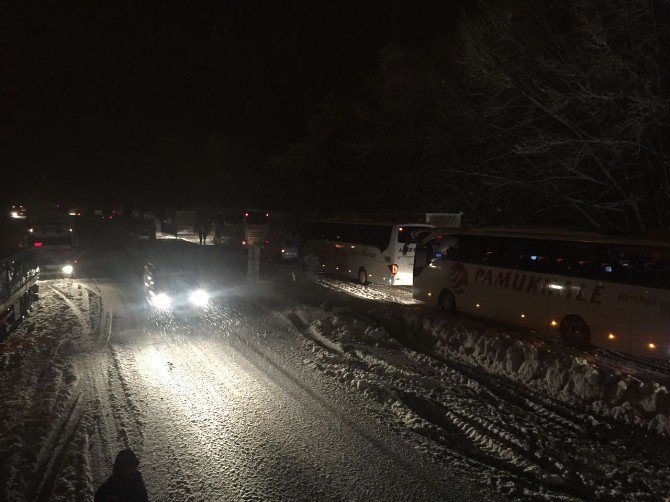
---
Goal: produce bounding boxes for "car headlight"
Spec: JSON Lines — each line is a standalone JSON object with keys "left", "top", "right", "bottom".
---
{"left": 152, "top": 292, "right": 172, "bottom": 309}
{"left": 189, "top": 289, "right": 209, "bottom": 307}
{"left": 62, "top": 264, "right": 74, "bottom": 275}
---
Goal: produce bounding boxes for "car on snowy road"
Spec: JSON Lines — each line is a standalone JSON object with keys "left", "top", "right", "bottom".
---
{"left": 262, "top": 233, "right": 299, "bottom": 261}
{"left": 142, "top": 262, "right": 211, "bottom": 313}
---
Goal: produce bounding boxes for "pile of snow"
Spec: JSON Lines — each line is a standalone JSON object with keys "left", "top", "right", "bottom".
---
{"left": 291, "top": 300, "right": 670, "bottom": 499}
{"left": 0, "top": 282, "right": 84, "bottom": 500}
{"left": 311, "top": 312, "right": 398, "bottom": 347}
{"left": 410, "top": 312, "right": 670, "bottom": 436}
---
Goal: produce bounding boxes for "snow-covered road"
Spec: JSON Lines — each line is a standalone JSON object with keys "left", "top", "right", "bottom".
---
{"left": 0, "top": 276, "right": 486, "bottom": 501}
{"left": 1, "top": 228, "right": 670, "bottom": 501}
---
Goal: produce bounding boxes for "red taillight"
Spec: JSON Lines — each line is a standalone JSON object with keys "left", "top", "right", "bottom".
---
{"left": 108, "top": 215, "right": 113, "bottom": 220}
{"left": 34, "top": 242, "right": 43, "bottom": 247}
{"left": 389, "top": 264, "right": 398, "bottom": 275}
{"left": 242, "top": 240, "right": 247, "bottom": 246}
{"left": 76, "top": 212, "right": 81, "bottom": 216}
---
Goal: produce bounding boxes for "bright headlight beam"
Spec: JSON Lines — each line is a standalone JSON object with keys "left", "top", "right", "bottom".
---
{"left": 152, "top": 292, "right": 172, "bottom": 309}
{"left": 189, "top": 289, "right": 209, "bottom": 307}
{"left": 62, "top": 264, "right": 74, "bottom": 275}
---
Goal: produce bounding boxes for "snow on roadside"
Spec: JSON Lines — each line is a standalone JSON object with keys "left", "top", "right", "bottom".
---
{"left": 288, "top": 300, "right": 670, "bottom": 500}
{"left": 303, "top": 278, "right": 670, "bottom": 435}
{"left": 409, "top": 312, "right": 670, "bottom": 436}
{"left": 318, "top": 277, "right": 418, "bottom": 305}
{"left": 0, "top": 280, "right": 94, "bottom": 501}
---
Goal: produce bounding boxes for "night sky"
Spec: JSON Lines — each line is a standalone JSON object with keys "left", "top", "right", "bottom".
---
{"left": 2, "top": 1, "right": 459, "bottom": 206}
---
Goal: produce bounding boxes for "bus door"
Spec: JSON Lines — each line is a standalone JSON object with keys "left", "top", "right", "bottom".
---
{"left": 393, "top": 226, "right": 429, "bottom": 286}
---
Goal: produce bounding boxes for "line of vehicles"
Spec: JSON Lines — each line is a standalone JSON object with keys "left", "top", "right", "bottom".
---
{"left": 10, "top": 202, "right": 667, "bottom": 360}
{"left": 295, "top": 220, "right": 670, "bottom": 360}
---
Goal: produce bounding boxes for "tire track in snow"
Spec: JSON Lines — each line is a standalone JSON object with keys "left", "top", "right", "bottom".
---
{"left": 49, "top": 284, "right": 91, "bottom": 336}
{"left": 107, "top": 346, "right": 144, "bottom": 450}
{"left": 4, "top": 284, "right": 84, "bottom": 501}
{"left": 287, "top": 304, "right": 670, "bottom": 500}
{"left": 32, "top": 393, "right": 85, "bottom": 502}
{"left": 41, "top": 280, "right": 145, "bottom": 495}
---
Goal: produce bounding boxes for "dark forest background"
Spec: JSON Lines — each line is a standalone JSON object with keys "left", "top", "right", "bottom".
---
{"left": 2, "top": 0, "right": 669, "bottom": 233}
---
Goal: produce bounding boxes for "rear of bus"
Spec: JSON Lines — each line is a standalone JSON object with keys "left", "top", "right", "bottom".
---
{"left": 390, "top": 225, "right": 432, "bottom": 286}
{"left": 243, "top": 211, "right": 270, "bottom": 249}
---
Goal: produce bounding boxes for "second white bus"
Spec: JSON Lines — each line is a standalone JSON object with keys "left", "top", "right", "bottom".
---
{"left": 301, "top": 220, "right": 432, "bottom": 286}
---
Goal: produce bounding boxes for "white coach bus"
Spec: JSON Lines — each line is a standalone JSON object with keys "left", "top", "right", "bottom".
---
{"left": 413, "top": 228, "right": 670, "bottom": 359}
{"left": 301, "top": 220, "right": 432, "bottom": 286}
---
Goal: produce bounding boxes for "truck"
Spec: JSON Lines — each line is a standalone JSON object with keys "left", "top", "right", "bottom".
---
{"left": 25, "top": 213, "right": 76, "bottom": 276}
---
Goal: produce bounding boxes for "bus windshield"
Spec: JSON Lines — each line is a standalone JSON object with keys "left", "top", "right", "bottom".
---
{"left": 397, "top": 226, "right": 430, "bottom": 244}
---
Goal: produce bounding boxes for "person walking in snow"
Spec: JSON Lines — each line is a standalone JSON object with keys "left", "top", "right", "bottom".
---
{"left": 196, "top": 211, "right": 211, "bottom": 245}
{"left": 95, "top": 448, "right": 148, "bottom": 502}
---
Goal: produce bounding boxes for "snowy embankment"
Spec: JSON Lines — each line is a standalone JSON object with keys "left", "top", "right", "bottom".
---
{"left": 313, "top": 278, "right": 670, "bottom": 435}
{"left": 0, "top": 281, "right": 88, "bottom": 500}
{"left": 413, "top": 313, "right": 670, "bottom": 436}
{"left": 285, "top": 281, "right": 670, "bottom": 500}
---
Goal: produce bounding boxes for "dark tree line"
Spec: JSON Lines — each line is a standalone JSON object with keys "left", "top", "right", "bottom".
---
{"left": 273, "top": 0, "right": 670, "bottom": 233}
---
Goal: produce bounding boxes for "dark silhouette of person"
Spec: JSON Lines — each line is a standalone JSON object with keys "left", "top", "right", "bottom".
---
{"left": 198, "top": 219, "right": 211, "bottom": 245}
{"left": 196, "top": 212, "right": 210, "bottom": 245}
{"left": 95, "top": 448, "right": 148, "bottom": 502}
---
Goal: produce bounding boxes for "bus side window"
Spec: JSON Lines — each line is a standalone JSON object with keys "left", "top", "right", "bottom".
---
{"left": 532, "top": 240, "right": 553, "bottom": 273}
{"left": 646, "top": 247, "right": 670, "bottom": 289}
{"left": 501, "top": 238, "right": 523, "bottom": 269}
{"left": 570, "top": 242, "right": 598, "bottom": 279}
{"left": 458, "top": 235, "right": 481, "bottom": 264}
{"left": 443, "top": 236, "right": 460, "bottom": 260}
{"left": 480, "top": 236, "right": 503, "bottom": 265}
{"left": 549, "top": 241, "right": 571, "bottom": 275}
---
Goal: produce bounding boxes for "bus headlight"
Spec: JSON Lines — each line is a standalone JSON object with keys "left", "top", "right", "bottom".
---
{"left": 152, "top": 293, "right": 172, "bottom": 309}
{"left": 62, "top": 264, "right": 74, "bottom": 275}
{"left": 189, "top": 289, "right": 209, "bottom": 307}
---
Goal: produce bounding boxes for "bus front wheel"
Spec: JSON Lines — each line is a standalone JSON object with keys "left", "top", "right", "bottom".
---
{"left": 357, "top": 268, "right": 368, "bottom": 285}
{"left": 559, "top": 315, "right": 591, "bottom": 349}
{"left": 438, "top": 290, "right": 456, "bottom": 312}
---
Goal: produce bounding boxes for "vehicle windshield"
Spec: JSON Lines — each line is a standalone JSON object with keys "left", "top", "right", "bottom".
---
{"left": 397, "top": 226, "right": 430, "bottom": 244}
{"left": 154, "top": 272, "right": 199, "bottom": 293}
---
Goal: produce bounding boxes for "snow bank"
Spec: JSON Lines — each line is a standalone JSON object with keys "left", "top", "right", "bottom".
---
{"left": 411, "top": 313, "right": 670, "bottom": 435}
